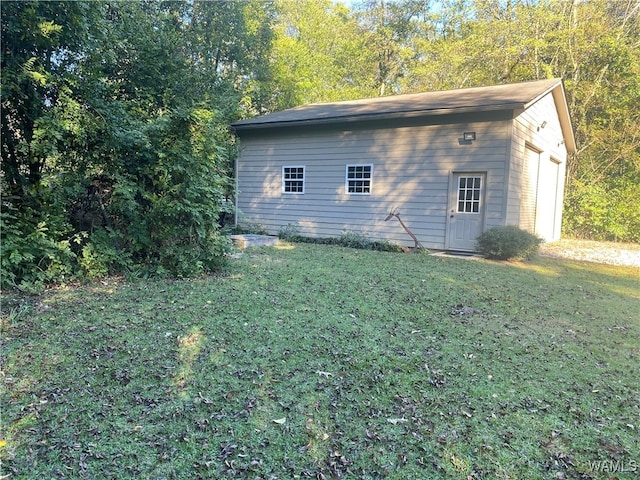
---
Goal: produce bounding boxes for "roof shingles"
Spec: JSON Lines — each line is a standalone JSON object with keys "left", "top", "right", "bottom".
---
{"left": 232, "top": 78, "right": 562, "bottom": 129}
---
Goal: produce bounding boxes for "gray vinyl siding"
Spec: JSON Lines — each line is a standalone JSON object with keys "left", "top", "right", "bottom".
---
{"left": 507, "top": 92, "right": 568, "bottom": 241}
{"left": 236, "top": 114, "right": 512, "bottom": 249}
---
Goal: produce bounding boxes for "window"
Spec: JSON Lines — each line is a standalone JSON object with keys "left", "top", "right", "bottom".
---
{"left": 457, "top": 176, "right": 482, "bottom": 213}
{"left": 283, "top": 166, "right": 305, "bottom": 194}
{"left": 346, "top": 164, "right": 372, "bottom": 194}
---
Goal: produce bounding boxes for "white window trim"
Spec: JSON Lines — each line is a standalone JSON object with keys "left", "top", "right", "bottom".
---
{"left": 282, "top": 165, "right": 305, "bottom": 194}
{"left": 345, "top": 164, "right": 373, "bottom": 195}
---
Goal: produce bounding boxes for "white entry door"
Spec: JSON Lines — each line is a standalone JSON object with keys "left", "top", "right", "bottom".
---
{"left": 446, "top": 173, "right": 485, "bottom": 251}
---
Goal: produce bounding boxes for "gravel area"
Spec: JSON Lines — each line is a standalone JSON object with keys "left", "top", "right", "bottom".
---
{"left": 539, "top": 239, "right": 640, "bottom": 268}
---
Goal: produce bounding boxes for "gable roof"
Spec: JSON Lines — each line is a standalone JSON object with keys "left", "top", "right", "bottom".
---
{"left": 232, "top": 78, "right": 576, "bottom": 153}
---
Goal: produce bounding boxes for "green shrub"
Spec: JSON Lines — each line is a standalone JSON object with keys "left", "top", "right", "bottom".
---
{"left": 79, "top": 229, "right": 133, "bottom": 279}
{"left": 278, "top": 227, "right": 403, "bottom": 252}
{"left": 335, "top": 231, "right": 402, "bottom": 251}
{"left": 278, "top": 223, "right": 301, "bottom": 240}
{"left": 77, "top": 108, "right": 234, "bottom": 278}
{"left": 1, "top": 107, "right": 234, "bottom": 287}
{"left": 0, "top": 198, "right": 77, "bottom": 293}
{"left": 476, "top": 226, "right": 542, "bottom": 260}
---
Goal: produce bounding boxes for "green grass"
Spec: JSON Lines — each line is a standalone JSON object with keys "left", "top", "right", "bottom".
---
{"left": 2, "top": 243, "right": 639, "bottom": 479}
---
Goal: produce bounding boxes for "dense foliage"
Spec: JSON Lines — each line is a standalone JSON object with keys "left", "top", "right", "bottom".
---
{"left": 1, "top": 1, "right": 275, "bottom": 290}
{"left": 2, "top": 0, "right": 638, "bottom": 289}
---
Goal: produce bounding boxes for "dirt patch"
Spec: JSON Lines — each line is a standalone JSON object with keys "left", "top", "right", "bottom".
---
{"left": 539, "top": 239, "right": 640, "bottom": 268}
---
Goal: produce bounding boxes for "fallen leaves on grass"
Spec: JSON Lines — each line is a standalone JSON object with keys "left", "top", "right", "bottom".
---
{"left": 386, "top": 417, "right": 408, "bottom": 425}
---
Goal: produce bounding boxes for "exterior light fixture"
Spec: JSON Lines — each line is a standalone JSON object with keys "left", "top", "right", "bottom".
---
{"left": 463, "top": 132, "right": 476, "bottom": 141}
{"left": 537, "top": 121, "right": 548, "bottom": 131}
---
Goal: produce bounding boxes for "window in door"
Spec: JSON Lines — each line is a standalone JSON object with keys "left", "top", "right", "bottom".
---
{"left": 457, "top": 176, "right": 482, "bottom": 213}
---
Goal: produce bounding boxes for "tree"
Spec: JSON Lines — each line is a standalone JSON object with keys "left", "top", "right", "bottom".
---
{"left": 554, "top": 0, "right": 640, "bottom": 240}
{"left": 1, "top": 0, "right": 278, "bottom": 289}
{"left": 270, "top": 0, "right": 378, "bottom": 108}
{"left": 355, "top": 0, "right": 436, "bottom": 96}
{"left": 1, "top": 1, "right": 103, "bottom": 290}
{"left": 1, "top": 1, "right": 95, "bottom": 197}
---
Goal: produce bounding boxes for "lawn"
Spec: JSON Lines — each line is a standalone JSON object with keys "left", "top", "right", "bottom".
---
{"left": 2, "top": 243, "right": 639, "bottom": 479}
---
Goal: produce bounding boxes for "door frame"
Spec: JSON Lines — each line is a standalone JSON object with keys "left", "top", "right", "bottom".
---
{"left": 445, "top": 171, "right": 487, "bottom": 251}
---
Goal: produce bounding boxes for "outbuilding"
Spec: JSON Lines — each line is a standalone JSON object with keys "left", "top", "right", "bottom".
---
{"left": 231, "top": 78, "right": 576, "bottom": 251}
